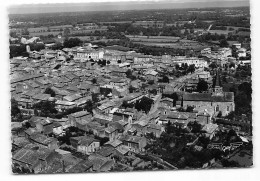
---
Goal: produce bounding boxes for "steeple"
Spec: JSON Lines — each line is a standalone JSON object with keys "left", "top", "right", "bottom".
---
{"left": 213, "top": 68, "right": 223, "bottom": 95}
{"left": 215, "top": 69, "right": 221, "bottom": 87}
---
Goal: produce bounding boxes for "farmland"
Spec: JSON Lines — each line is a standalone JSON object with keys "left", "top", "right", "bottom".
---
{"left": 126, "top": 35, "right": 207, "bottom": 49}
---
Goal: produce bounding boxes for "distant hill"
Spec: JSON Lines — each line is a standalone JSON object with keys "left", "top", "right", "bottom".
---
{"left": 9, "top": 0, "right": 250, "bottom": 15}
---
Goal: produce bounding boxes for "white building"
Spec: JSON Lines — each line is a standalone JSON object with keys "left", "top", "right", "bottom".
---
{"left": 201, "top": 48, "right": 212, "bottom": 55}
{"left": 173, "top": 56, "right": 208, "bottom": 68}
{"left": 218, "top": 48, "right": 232, "bottom": 58}
{"left": 237, "top": 48, "right": 247, "bottom": 58}
{"left": 76, "top": 49, "right": 104, "bottom": 60}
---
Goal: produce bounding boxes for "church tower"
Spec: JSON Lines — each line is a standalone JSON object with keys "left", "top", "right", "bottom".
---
{"left": 212, "top": 68, "right": 223, "bottom": 96}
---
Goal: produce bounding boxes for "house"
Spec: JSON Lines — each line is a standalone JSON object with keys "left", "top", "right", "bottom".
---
{"left": 160, "top": 97, "right": 174, "bottom": 108}
{"left": 55, "top": 100, "right": 75, "bottom": 111}
{"left": 96, "top": 147, "right": 116, "bottom": 159}
{"left": 12, "top": 144, "right": 60, "bottom": 173}
{"left": 24, "top": 127, "right": 41, "bottom": 139}
{"left": 97, "top": 101, "right": 116, "bottom": 114}
{"left": 70, "top": 136, "right": 100, "bottom": 155}
{"left": 124, "top": 92, "right": 144, "bottom": 104}
{"left": 52, "top": 122, "right": 64, "bottom": 136}
{"left": 66, "top": 160, "right": 93, "bottom": 173}
{"left": 104, "top": 139, "right": 123, "bottom": 149}
{"left": 104, "top": 126, "right": 119, "bottom": 141}
{"left": 237, "top": 48, "right": 247, "bottom": 58}
{"left": 11, "top": 122, "right": 24, "bottom": 136}
{"left": 144, "top": 69, "right": 159, "bottom": 81}
{"left": 29, "top": 133, "right": 59, "bottom": 150}
{"left": 202, "top": 123, "right": 219, "bottom": 140}
{"left": 115, "top": 145, "right": 131, "bottom": 157}
{"left": 12, "top": 137, "right": 31, "bottom": 152}
{"left": 68, "top": 111, "right": 92, "bottom": 127}
{"left": 88, "top": 154, "right": 115, "bottom": 172}
{"left": 196, "top": 71, "right": 211, "bottom": 81}
{"left": 133, "top": 55, "right": 152, "bottom": 64}
{"left": 28, "top": 116, "right": 55, "bottom": 135}
{"left": 110, "top": 68, "right": 128, "bottom": 77}
{"left": 120, "top": 135, "right": 147, "bottom": 153}
{"left": 146, "top": 123, "right": 164, "bottom": 138}
{"left": 32, "top": 93, "right": 51, "bottom": 102}
{"left": 63, "top": 94, "right": 82, "bottom": 102}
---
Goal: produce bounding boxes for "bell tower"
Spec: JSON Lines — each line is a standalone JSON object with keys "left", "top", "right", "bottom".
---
{"left": 212, "top": 68, "right": 223, "bottom": 96}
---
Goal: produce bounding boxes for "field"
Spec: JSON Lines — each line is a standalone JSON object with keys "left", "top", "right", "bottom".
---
{"left": 29, "top": 31, "right": 62, "bottom": 37}
{"left": 126, "top": 35, "right": 206, "bottom": 49}
{"left": 126, "top": 35, "right": 180, "bottom": 43}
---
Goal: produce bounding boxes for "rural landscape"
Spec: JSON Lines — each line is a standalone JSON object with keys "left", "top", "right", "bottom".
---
{"left": 9, "top": 0, "right": 252, "bottom": 174}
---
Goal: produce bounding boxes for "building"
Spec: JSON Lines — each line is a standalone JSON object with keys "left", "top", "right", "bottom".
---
{"left": 70, "top": 136, "right": 100, "bottom": 155}
{"left": 68, "top": 111, "right": 92, "bottom": 127}
{"left": 121, "top": 135, "right": 147, "bottom": 153}
{"left": 182, "top": 71, "right": 235, "bottom": 117}
{"left": 173, "top": 56, "right": 208, "bottom": 68}
{"left": 132, "top": 21, "right": 164, "bottom": 28}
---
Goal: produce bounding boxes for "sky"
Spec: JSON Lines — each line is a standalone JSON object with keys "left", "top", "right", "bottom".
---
{"left": 8, "top": 0, "right": 250, "bottom": 14}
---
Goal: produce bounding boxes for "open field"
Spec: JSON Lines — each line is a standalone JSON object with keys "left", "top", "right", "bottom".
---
{"left": 126, "top": 35, "right": 181, "bottom": 43}
{"left": 29, "top": 31, "right": 62, "bottom": 37}
{"left": 132, "top": 41, "right": 208, "bottom": 49}
{"left": 126, "top": 35, "right": 205, "bottom": 49}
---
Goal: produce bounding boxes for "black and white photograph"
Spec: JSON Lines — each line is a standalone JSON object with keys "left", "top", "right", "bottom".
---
{"left": 6, "top": 0, "right": 254, "bottom": 176}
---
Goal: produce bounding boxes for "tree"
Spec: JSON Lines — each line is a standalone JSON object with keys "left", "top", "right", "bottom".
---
{"left": 122, "top": 100, "right": 135, "bottom": 109}
{"left": 148, "top": 80, "right": 154, "bottom": 85}
{"left": 126, "top": 69, "right": 132, "bottom": 78}
{"left": 220, "top": 39, "right": 229, "bottom": 48}
{"left": 187, "top": 121, "right": 203, "bottom": 133}
{"left": 64, "top": 28, "right": 70, "bottom": 37}
{"left": 217, "top": 111, "right": 222, "bottom": 118}
{"left": 129, "top": 85, "right": 136, "bottom": 93}
{"left": 84, "top": 100, "right": 94, "bottom": 113}
{"left": 226, "top": 111, "right": 235, "bottom": 120}
{"left": 92, "top": 78, "right": 97, "bottom": 84}
{"left": 135, "top": 97, "right": 154, "bottom": 113}
{"left": 184, "top": 63, "right": 188, "bottom": 70}
{"left": 33, "top": 100, "right": 57, "bottom": 117}
{"left": 229, "top": 85, "right": 237, "bottom": 95}
{"left": 186, "top": 106, "right": 194, "bottom": 112}
{"left": 44, "top": 87, "right": 56, "bottom": 97}
{"left": 197, "top": 79, "right": 208, "bottom": 92}
{"left": 159, "top": 76, "right": 169, "bottom": 83}
{"left": 229, "top": 62, "right": 235, "bottom": 68}
{"left": 63, "top": 38, "right": 82, "bottom": 48}
{"left": 30, "top": 43, "right": 45, "bottom": 51}
{"left": 187, "top": 64, "right": 196, "bottom": 74}
{"left": 92, "top": 93, "right": 100, "bottom": 103}
{"left": 209, "top": 62, "right": 217, "bottom": 69}
{"left": 238, "top": 82, "right": 252, "bottom": 100}
{"left": 149, "top": 89, "right": 157, "bottom": 95}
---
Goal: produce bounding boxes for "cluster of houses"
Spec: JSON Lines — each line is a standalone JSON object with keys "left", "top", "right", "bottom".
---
{"left": 200, "top": 44, "right": 251, "bottom": 68}
{"left": 11, "top": 42, "right": 249, "bottom": 173}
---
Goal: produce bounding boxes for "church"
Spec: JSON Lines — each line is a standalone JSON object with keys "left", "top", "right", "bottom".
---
{"left": 182, "top": 70, "right": 235, "bottom": 117}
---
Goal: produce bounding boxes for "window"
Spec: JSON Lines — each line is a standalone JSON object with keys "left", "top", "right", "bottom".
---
{"left": 227, "top": 106, "right": 230, "bottom": 111}
{"left": 216, "top": 105, "right": 219, "bottom": 112}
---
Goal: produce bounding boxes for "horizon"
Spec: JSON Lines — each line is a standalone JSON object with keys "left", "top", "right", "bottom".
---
{"left": 8, "top": 0, "right": 250, "bottom": 15}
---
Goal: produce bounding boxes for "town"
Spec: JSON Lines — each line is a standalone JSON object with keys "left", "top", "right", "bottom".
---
{"left": 9, "top": 5, "right": 252, "bottom": 174}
